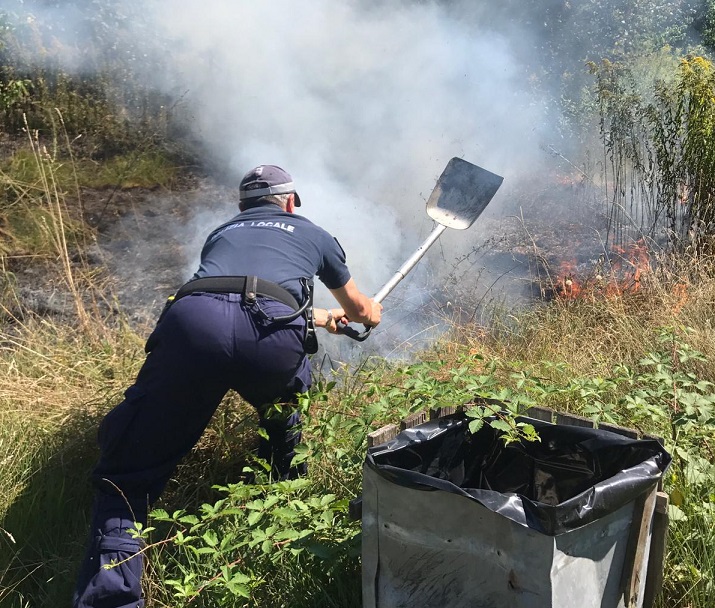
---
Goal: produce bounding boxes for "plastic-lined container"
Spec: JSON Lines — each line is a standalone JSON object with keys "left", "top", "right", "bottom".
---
{"left": 361, "top": 413, "right": 671, "bottom": 608}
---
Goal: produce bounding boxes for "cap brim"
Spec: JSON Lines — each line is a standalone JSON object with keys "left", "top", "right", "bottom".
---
{"left": 294, "top": 192, "right": 301, "bottom": 207}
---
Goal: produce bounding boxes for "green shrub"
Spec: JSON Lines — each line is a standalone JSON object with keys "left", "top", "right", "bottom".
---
{"left": 592, "top": 54, "right": 715, "bottom": 254}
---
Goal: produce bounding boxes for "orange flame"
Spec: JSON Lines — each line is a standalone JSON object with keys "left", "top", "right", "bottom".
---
{"left": 553, "top": 240, "right": 652, "bottom": 301}
{"left": 610, "top": 240, "right": 650, "bottom": 293}
{"left": 555, "top": 259, "right": 581, "bottom": 300}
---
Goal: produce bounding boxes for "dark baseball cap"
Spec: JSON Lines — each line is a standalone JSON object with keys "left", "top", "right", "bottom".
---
{"left": 239, "top": 164, "right": 301, "bottom": 206}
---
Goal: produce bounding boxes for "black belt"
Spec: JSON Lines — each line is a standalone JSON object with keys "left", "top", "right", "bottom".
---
{"left": 148, "top": 275, "right": 318, "bottom": 355}
{"left": 174, "top": 276, "right": 300, "bottom": 311}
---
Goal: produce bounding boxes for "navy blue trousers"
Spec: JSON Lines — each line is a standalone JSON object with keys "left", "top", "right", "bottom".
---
{"left": 73, "top": 293, "right": 311, "bottom": 607}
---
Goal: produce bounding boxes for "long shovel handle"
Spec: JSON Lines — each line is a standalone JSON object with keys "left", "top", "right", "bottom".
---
{"left": 339, "top": 224, "right": 447, "bottom": 341}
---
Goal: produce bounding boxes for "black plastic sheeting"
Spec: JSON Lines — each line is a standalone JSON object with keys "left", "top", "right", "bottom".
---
{"left": 366, "top": 413, "right": 671, "bottom": 536}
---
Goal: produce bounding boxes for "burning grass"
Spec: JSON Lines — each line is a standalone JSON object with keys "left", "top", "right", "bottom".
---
{"left": 476, "top": 249, "right": 715, "bottom": 382}
{"left": 550, "top": 239, "right": 651, "bottom": 301}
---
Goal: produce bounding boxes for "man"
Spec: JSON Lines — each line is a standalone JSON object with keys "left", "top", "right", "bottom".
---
{"left": 73, "top": 164, "right": 382, "bottom": 608}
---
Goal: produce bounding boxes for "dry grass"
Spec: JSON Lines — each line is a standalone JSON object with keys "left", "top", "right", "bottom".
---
{"left": 455, "top": 251, "right": 715, "bottom": 384}
{"left": 0, "top": 312, "right": 145, "bottom": 505}
{"left": 0, "top": 293, "right": 151, "bottom": 603}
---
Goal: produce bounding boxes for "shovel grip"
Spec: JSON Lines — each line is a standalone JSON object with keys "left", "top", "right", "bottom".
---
{"left": 337, "top": 323, "right": 373, "bottom": 342}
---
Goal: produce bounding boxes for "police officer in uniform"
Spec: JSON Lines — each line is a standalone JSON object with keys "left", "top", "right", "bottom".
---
{"left": 73, "top": 165, "right": 382, "bottom": 608}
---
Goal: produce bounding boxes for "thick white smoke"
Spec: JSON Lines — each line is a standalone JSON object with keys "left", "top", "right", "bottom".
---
{"left": 135, "top": 0, "right": 547, "bottom": 292}
{"left": 9, "top": 0, "right": 556, "bottom": 357}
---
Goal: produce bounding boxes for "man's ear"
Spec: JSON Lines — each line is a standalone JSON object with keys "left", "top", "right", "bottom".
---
{"left": 238, "top": 201, "right": 246, "bottom": 212}
{"left": 285, "top": 193, "right": 296, "bottom": 213}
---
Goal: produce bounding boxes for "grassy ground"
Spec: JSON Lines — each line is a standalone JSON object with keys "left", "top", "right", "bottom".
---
{"left": 1, "top": 135, "right": 714, "bottom": 608}
{"left": 2, "top": 244, "right": 715, "bottom": 606}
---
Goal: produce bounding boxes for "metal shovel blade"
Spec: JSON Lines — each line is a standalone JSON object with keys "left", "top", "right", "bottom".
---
{"left": 339, "top": 157, "right": 504, "bottom": 342}
{"left": 426, "top": 157, "right": 504, "bottom": 230}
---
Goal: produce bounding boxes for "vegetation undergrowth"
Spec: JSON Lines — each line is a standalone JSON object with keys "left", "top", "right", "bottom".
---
{"left": 0, "top": 123, "right": 178, "bottom": 604}
{"left": 0, "top": 315, "right": 145, "bottom": 606}
{"left": 1, "top": 6, "right": 715, "bottom": 608}
{"left": 115, "top": 280, "right": 715, "bottom": 607}
{"left": 592, "top": 54, "right": 715, "bottom": 254}
{"left": 0, "top": 127, "right": 714, "bottom": 608}
{"left": 3, "top": 266, "right": 715, "bottom": 606}
{"left": 2, "top": 145, "right": 179, "bottom": 191}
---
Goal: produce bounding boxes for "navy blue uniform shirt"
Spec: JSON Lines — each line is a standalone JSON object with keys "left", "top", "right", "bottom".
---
{"left": 193, "top": 204, "right": 352, "bottom": 302}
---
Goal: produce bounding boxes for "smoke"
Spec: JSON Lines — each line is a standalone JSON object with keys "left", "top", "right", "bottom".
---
{"left": 131, "top": 0, "right": 547, "bottom": 290}
{"left": 8, "top": 0, "right": 567, "bottom": 357}
{"left": 143, "top": 0, "right": 553, "bottom": 359}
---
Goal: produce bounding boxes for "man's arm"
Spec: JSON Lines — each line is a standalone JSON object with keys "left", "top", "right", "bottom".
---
{"left": 329, "top": 278, "right": 382, "bottom": 327}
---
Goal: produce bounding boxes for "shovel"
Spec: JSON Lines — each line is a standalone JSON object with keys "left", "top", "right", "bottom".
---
{"left": 340, "top": 157, "right": 504, "bottom": 341}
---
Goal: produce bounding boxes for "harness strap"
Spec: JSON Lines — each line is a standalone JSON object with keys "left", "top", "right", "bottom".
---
{"left": 244, "top": 275, "right": 259, "bottom": 306}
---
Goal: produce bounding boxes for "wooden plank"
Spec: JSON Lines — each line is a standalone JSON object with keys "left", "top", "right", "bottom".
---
{"left": 554, "top": 411, "right": 594, "bottom": 428}
{"left": 654, "top": 491, "right": 669, "bottom": 514}
{"left": 400, "top": 410, "right": 427, "bottom": 430}
{"left": 643, "top": 433, "right": 665, "bottom": 445}
{"left": 524, "top": 406, "right": 555, "bottom": 423}
{"left": 599, "top": 422, "right": 640, "bottom": 439}
{"left": 621, "top": 486, "right": 658, "bottom": 608}
{"left": 642, "top": 492, "right": 670, "bottom": 608}
{"left": 367, "top": 423, "right": 398, "bottom": 447}
{"left": 474, "top": 396, "right": 507, "bottom": 410}
{"left": 429, "top": 405, "right": 464, "bottom": 419}
{"left": 430, "top": 405, "right": 453, "bottom": 419}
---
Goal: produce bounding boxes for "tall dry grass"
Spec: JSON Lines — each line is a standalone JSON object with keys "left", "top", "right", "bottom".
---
{"left": 0, "top": 124, "right": 153, "bottom": 605}
{"left": 459, "top": 250, "right": 715, "bottom": 386}
{"left": 0, "top": 314, "right": 146, "bottom": 605}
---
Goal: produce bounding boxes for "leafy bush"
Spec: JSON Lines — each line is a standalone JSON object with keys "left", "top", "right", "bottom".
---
{"left": 133, "top": 328, "right": 714, "bottom": 606}
{"left": 145, "top": 478, "right": 360, "bottom": 607}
